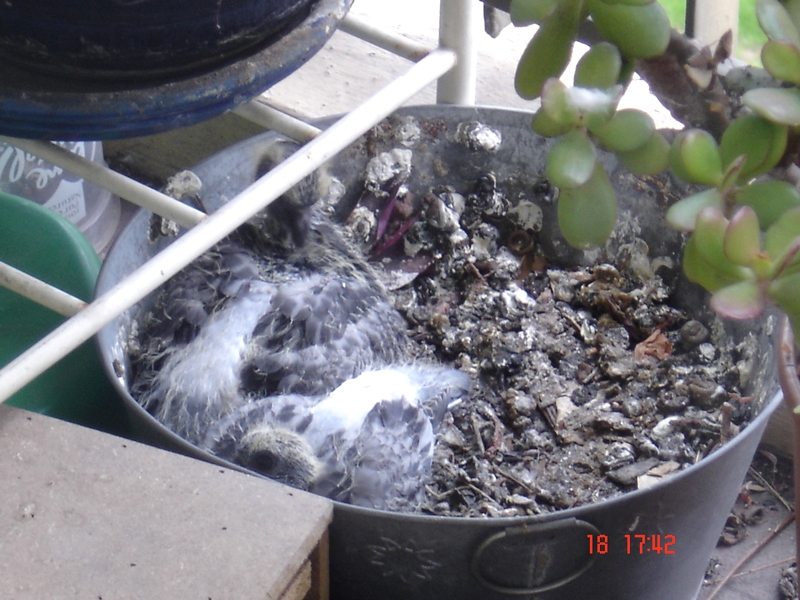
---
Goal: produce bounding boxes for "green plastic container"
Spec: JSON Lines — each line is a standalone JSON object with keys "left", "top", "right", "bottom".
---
{"left": 0, "top": 191, "right": 128, "bottom": 436}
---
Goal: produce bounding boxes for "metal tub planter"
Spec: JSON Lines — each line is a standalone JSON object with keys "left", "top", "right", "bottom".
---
{"left": 96, "top": 106, "right": 783, "bottom": 600}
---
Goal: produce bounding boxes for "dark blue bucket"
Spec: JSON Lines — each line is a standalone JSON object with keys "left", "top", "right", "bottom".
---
{"left": 0, "top": 0, "right": 352, "bottom": 140}
{"left": 0, "top": 0, "right": 315, "bottom": 80}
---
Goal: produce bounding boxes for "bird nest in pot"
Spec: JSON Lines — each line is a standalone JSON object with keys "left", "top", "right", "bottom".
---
{"left": 115, "top": 108, "right": 775, "bottom": 517}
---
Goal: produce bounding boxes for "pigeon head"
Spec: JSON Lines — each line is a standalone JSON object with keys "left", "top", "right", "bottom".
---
{"left": 234, "top": 138, "right": 387, "bottom": 291}
{"left": 236, "top": 425, "right": 320, "bottom": 490}
{"left": 246, "top": 139, "right": 334, "bottom": 251}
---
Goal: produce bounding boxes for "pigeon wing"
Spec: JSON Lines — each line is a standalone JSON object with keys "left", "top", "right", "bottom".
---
{"left": 200, "top": 393, "right": 317, "bottom": 461}
{"left": 394, "top": 365, "right": 471, "bottom": 429}
{"left": 130, "top": 240, "right": 263, "bottom": 400}
{"left": 136, "top": 279, "right": 275, "bottom": 445}
{"left": 242, "top": 272, "right": 409, "bottom": 397}
{"left": 312, "top": 397, "right": 435, "bottom": 511}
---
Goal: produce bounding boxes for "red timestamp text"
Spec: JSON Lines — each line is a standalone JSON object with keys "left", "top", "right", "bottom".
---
{"left": 587, "top": 533, "right": 676, "bottom": 555}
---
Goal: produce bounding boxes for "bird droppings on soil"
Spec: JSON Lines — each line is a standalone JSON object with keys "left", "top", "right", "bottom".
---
{"left": 341, "top": 151, "right": 763, "bottom": 517}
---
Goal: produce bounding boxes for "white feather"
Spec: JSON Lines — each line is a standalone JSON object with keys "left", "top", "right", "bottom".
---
{"left": 303, "top": 369, "right": 419, "bottom": 449}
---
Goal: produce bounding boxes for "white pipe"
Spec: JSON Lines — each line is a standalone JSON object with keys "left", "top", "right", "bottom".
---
{"left": 437, "top": 0, "right": 480, "bottom": 105}
{"left": 339, "top": 13, "right": 433, "bottom": 62}
{"left": 0, "top": 261, "right": 86, "bottom": 317}
{"left": 0, "top": 48, "right": 457, "bottom": 403}
{"left": 0, "top": 137, "right": 206, "bottom": 229}
{"left": 232, "top": 101, "right": 321, "bottom": 142}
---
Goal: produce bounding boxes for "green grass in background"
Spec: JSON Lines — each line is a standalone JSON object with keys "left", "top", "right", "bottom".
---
{"left": 658, "top": 0, "right": 767, "bottom": 64}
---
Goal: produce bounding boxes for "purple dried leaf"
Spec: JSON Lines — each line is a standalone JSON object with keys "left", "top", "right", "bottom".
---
{"left": 374, "top": 180, "right": 406, "bottom": 242}
{"left": 371, "top": 213, "right": 421, "bottom": 258}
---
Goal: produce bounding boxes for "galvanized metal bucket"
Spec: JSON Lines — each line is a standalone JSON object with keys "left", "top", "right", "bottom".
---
{"left": 96, "top": 106, "right": 783, "bottom": 600}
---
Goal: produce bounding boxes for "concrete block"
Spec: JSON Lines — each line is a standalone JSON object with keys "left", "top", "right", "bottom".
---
{"left": 0, "top": 405, "right": 332, "bottom": 600}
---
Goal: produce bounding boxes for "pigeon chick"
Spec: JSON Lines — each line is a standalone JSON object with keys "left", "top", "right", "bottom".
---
{"left": 201, "top": 366, "right": 470, "bottom": 511}
{"left": 131, "top": 140, "right": 409, "bottom": 445}
{"left": 129, "top": 138, "right": 470, "bottom": 509}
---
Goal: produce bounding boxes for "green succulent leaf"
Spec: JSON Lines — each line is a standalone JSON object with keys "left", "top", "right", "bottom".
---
{"left": 756, "top": 0, "right": 800, "bottom": 46}
{"left": 547, "top": 129, "right": 598, "bottom": 189}
{"left": 762, "top": 39, "right": 800, "bottom": 84}
{"left": 765, "top": 206, "right": 800, "bottom": 269}
{"left": 510, "top": 0, "right": 559, "bottom": 25}
{"left": 541, "top": 79, "right": 622, "bottom": 130}
{"left": 773, "top": 237, "right": 800, "bottom": 278}
{"left": 515, "top": 0, "right": 582, "bottom": 99}
{"left": 743, "top": 87, "right": 800, "bottom": 126}
{"left": 599, "top": 0, "right": 655, "bottom": 5}
{"left": 719, "top": 115, "right": 788, "bottom": 182}
{"left": 591, "top": 108, "right": 655, "bottom": 152}
{"left": 710, "top": 280, "right": 767, "bottom": 320}
{"left": 669, "top": 129, "right": 723, "bottom": 186}
{"left": 694, "top": 205, "right": 732, "bottom": 264}
{"left": 571, "top": 85, "right": 623, "bottom": 130}
{"left": 768, "top": 269, "right": 800, "bottom": 313}
{"left": 666, "top": 188, "right": 723, "bottom": 231}
{"left": 683, "top": 234, "right": 747, "bottom": 291}
{"left": 557, "top": 164, "right": 617, "bottom": 248}
{"left": 724, "top": 206, "right": 762, "bottom": 267}
{"left": 616, "top": 131, "right": 670, "bottom": 175}
{"left": 688, "top": 206, "right": 755, "bottom": 287}
{"left": 785, "top": 0, "right": 800, "bottom": 32}
{"left": 734, "top": 180, "right": 800, "bottom": 229}
{"left": 719, "top": 155, "right": 747, "bottom": 192}
{"left": 540, "top": 78, "right": 580, "bottom": 125}
{"left": 574, "top": 42, "right": 623, "bottom": 89}
{"left": 532, "top": 107, "right": 575, "bottom": 137}
{"left": 586, "top": 0, "right": 670, "bottom": 58}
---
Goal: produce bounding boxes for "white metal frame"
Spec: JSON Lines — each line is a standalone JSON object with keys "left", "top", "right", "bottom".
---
{"left": 686, "top": 0, "right": 740, "bottom": 49}
{"left": 0, "top": 0, "right": 479, "bottom": 402}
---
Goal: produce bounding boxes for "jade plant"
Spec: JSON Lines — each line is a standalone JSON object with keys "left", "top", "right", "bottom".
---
{"left": 511, "top": 0, "right": 800, "bottom": 346}
{"left": 510, "top": 0, "right": 800, "bottom": 581}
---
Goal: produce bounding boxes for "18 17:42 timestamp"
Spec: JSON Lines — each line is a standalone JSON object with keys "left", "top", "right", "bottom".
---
{"left": 587, "top": 533, "right": 676, "bottom": 555}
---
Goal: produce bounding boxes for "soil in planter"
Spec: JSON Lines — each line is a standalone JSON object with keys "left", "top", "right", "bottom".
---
{"left": 336, "top": 151, "right": 761, "bottom": 518}
{"left": 125, "top": 136, "right": 762, "bottom": 517}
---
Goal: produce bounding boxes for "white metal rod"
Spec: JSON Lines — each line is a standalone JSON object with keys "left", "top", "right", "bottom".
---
{"left": 0, "top": 261, "right": 86, "bottom": 317}
{"left": 232, "top": 101, "right": 321, "bottom": 142}
{"left": 339, "top": 13, "right": 433, "bottom": 62}
{"left": 437, "top": 0, "right": 480, "bottom": 105}
{"left": 0, "top": 137, "right": 206, "bottom": 229}
{"left": 687, "top": 0, "right": 739, "bottom": 50}
{"left": 0, "top": 48, "right": 457, "bottom": 403}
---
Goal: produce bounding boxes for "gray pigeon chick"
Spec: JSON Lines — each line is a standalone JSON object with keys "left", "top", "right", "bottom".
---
{"left": 132, "top": 140, "right": 409, "bottom": 444}
{"left": 201, "top": 366, "right": 470, "bottom": 511}
{"left": 130, "top": 139, "right": 469, "bottom": 509}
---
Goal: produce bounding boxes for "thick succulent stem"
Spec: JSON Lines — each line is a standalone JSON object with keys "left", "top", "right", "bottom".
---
{"left": 777, "top": 317, "right": 800, "bottom": 568}
{"left": 636, "top": 30, "right": 732, "bottom": 139}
